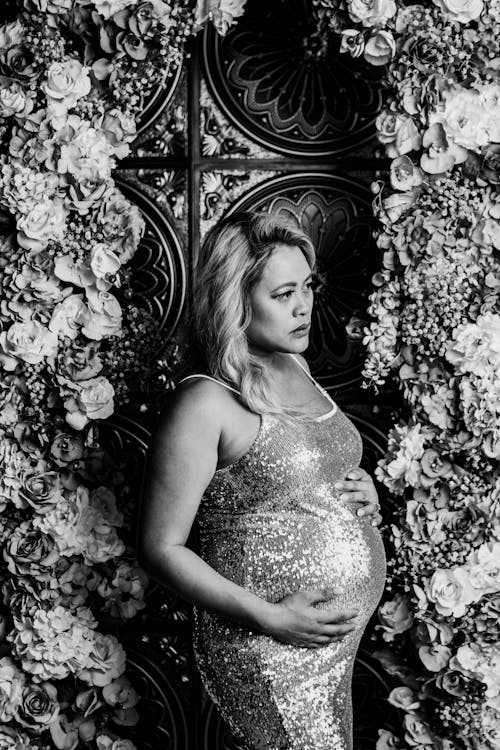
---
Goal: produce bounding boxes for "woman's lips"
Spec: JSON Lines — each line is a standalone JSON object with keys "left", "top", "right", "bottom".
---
{"left": 291, "top": 323, "right": 310, "bottom": 336}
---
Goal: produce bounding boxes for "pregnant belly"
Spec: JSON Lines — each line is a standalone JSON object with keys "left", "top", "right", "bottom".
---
{"left": 199, "top": 508, "right": 387, "bottom": 607}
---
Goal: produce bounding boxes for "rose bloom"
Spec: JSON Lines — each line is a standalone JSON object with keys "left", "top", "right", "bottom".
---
{"left": 54, "top": 340, "right": 103, "bottom": 382}
{"left": 4, "top": 521, "right": 59, "bottom": 581}
{"left": 347, "top": 0, "right": 396, "bottom": 26}
{"left": 378, "top": 593, "right": 414, "bottom": 640}
{"left": 79, "top": 633, "right": 126, "bottom": 687}
{"left": 403, "top": 714, "right": 434, "bottom": 746}
{"left": 61, "top": 375, "right": 115, "bottom": 430}
{"left": 67, "top": 172, "right": 110, "bottom": 215}
{"left": 0, "top": 657, "right": 25, "bottom": 722}
{"left": 376, "top": 110, "right": 421, "bottom": 158}
{"left": 0, "top": 78, "right": 33, "bottom": 118}
{"left": 17, "top": 198, "right": 67, "bottom": 252}
{"left": 364, "top": 30, "right": 396, "bottom": 66}
{"left": 426, "top": 568, "right": 478, "bottom": 618}
{"left": 49, "top": 293, "right": 87, "bottom": 340}
{"left": 42, "top": 59, "right": 91, "bottom": 115}
{"left": 432, "top": 0, "right": 484, "bottom": 23}
{"left": 0, "top": 321, "right": 58, "bottom": 370}
{"left": 17, "top": 682, "right": 60, "bottom": 731}
{"left": 81, "top": 288, "right": 122, "bottom": 340}
{"left": 18, "top": 471, "right": 64, "bottom": 514}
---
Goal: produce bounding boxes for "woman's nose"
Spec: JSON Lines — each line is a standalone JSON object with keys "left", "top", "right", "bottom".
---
{"left": 294, "top": 292, "right": 310, "bottom": 316}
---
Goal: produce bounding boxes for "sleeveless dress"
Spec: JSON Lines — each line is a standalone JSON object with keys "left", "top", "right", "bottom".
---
{"left": 179, "top": 358, "right": 387, "bottom": 750}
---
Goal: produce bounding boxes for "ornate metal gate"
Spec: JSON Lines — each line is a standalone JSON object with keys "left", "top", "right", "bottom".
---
{"left": 103, "top": 0, "right": 402, "bottom": 746}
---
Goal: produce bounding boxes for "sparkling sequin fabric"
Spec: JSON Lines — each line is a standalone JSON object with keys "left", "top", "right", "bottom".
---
{"left": 192, "top": 404, "right": 387, "bottom": 750}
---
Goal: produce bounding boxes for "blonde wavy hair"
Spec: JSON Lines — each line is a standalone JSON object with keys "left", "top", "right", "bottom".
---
{"left": 192, "top": 210, "right": 316, "bottom": 416}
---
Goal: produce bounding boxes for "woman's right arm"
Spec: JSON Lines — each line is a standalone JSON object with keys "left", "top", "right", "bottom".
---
{"left": 136, "top": 383, "right": 359, "bottom": 647}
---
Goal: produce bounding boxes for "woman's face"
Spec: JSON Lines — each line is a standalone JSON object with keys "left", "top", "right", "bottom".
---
{"left": 246, "top": 243, "right": 314, "bottom": 354}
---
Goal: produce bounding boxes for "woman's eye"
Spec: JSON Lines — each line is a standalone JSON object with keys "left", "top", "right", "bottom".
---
{"left": 275, "top": 290, "right": 293, "bottom": 300}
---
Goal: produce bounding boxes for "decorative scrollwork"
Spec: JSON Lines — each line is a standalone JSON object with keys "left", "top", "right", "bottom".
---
{"left": 200, "top": 80, "right": 281, "bottom": 159}
{"left": 203, "top": 0, "right": 382, "bottom": 156}
{"left": 114, "top": 177, "right": 187, "bottom": 336}
{"left": 200, "top": 170, "right": 281, "bottom": 234}
{"left": 119, "top": 645, "right": 191, "bottom": 750}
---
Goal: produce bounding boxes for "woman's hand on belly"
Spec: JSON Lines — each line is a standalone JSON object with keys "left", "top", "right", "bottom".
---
{"left": 334, "top": 467, "right": 382, "bottom": 526}
{"left": 259, "top": 588, "right": 359, "bottom": 648}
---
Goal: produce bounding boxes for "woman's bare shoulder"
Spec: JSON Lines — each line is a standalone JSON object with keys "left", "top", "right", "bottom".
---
{"left": 154, "top": 377, "right": 235, "bottom": 437}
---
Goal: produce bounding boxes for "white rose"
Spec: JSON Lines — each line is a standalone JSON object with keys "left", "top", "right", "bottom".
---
{"left": 17, "top": 198, "right": 67, "bottom": 252}
{"left": 43, "top": 59, "right": 91, "bottom": 115}
{"left": 0, "top": 322, "right": 58, "bottom": 370}
{"left": 61, "top": 376, "right": 115, "bottom": 430}
{"left": 0, "top": 78, "right": 33, "bottom": 118}
{"left": 347, "top": 0, "right": 397, "bottom": 26}
{"left": 49, "top": 294, "right": 87, "bottom": 340}
{"left": 79, "top": 634, "right": 126, "bottom": 687}
{"left": 426, "top": 568, "right": 478, "bottom": 618}
{"left": 432, "top": 0, "right": 483, "bottom": 23}
{"left": 81, "top": 288, "right": 122, "bottom": 340}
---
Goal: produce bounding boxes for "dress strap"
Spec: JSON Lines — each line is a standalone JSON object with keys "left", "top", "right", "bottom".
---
{"left": 177, "top": 373, "right": 241, "bottom": 396}
{"left": 289, "top": 354, "right": 337, "bottom": 412}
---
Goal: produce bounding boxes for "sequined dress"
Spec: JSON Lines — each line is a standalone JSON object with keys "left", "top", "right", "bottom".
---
{"left": 186, "top": 360, "right": 387, "bottom": 750}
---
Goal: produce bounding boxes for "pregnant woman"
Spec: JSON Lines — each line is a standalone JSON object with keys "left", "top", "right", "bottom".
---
{"left": 137, "top": 211, "right": 387, "bottom": 750}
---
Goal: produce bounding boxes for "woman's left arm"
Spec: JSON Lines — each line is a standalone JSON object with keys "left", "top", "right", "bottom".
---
{"left": 334, "top": 468, "right": 383, "bottom": 527}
